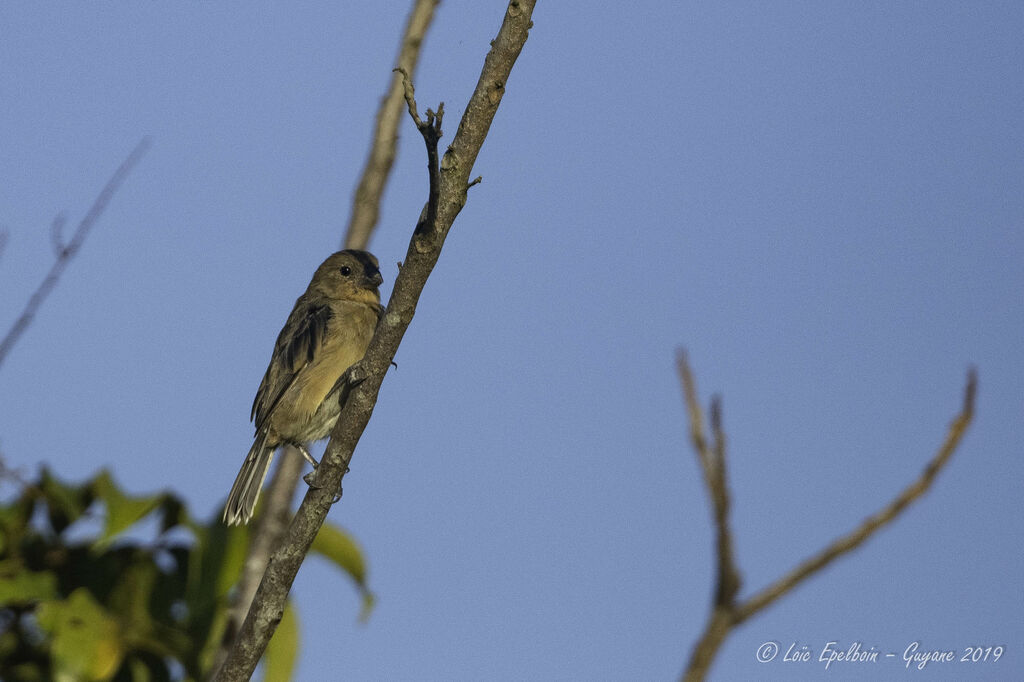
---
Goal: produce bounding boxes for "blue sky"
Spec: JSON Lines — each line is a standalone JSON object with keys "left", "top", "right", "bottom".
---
{"left": 1, "top": 2, "right": 1021, "bottom": 680}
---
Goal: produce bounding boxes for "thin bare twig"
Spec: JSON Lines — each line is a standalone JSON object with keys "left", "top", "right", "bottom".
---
{"left": 679, "top": 355, "right": 977, "bottom": 681}
{"left": 213, "top": 3, "right": 535, "bottom": 679}
{"left": 676, "top": 351, "right": 710, "bottom": 470}
{"left": 49, "top": 212, "right": 67, "bottom": 256}
{"left": 0, "top": 451, "right": 34, "bottom": 494}
{"left": 395, "top": 68, "right": 443, "bottom": 236}
{"left": 0, "top": 138, "right": 150, "bottom": 371}
{"left": 734, "top": 367, "right": 977, "bottom": 622}
{"left": 345, "top": 0, "right": 440, "bottom": 250}
{"left": 675, "top": 352, "right": 741, "bottom": 611}
{"left": 676, "top": 352, "right": 742, "bottom": 681}
{"left": 707, "top": 397, "right": 740, "bottom": 606}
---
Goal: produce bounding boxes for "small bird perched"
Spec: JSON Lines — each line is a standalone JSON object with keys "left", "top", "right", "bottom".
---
{"left": 223, "top": 250, "right": 383, "bottom": 525}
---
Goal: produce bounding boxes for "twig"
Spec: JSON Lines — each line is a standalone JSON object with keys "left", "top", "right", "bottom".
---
{"left": 679, "top": 355, "right": 977, "bottom": 681}
{"left": 733, "top": 367, "right": 977, "bottom": 622}
{"left": 676, "top": 351, "right": 711, "bottom": 481}
{"left": 345, "top": 0, "right": 440, "bottom": 251}
{"left": 676, "top": 352, "right": 742, "bottom": 680}
{"left": 212, "top": 3, "right": 535, "bottom": 680}
{"left": 676, "top": 353, "right": 741, "bottom": 603}
{"left": 394, "top": 67, "right": 426, "bottom": 128}
{"left": 707, "top": 396, "right": 740, "bottom": 607}
{"left": 395, "top": 68, "right": 443, "bottom": 236}
{"left": 49, "top": 212, "right": 67, "bottom": 256}
{"left": 0, "top": 138, "right": 150, "bottom": 371}
{"left": 0, "top": 451, "right": 34, "bottom": 494}
{"left": 211, "top": 449, "right": 304, "bottom": 677}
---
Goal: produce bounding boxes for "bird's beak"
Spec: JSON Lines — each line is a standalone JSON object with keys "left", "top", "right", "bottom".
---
{"left": 368, "top": 271, "right": 383, "bottom": 287}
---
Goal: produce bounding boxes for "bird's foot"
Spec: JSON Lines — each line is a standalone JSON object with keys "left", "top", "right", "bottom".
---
{"left": 331, "top": 466, "right": 351, "bottom": 501}
{"left": 297, "top": 444, "right": 319, "bottom": 468}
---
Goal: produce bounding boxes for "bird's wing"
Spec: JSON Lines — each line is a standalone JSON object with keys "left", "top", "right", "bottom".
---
{"left": 251, "top": 301, "right": 333, "bottom": 433}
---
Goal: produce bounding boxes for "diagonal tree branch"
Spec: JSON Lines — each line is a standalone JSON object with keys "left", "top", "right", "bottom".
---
{"left": 213, "top": 1, "right": 441, "bottom": 674}
{"left": 0, "top": 138, "right": 150, "bottom": 371}
{"left": 213, "top": 2, "right": 536, "bottom": 679}
{"left": 733, "top": 367, "right": 977, "bottom": 623}
{"left": 679, "top": 353, "right": 977, "bottom": 681}
{"left": 212, "top": 449, "right": 304, "bottom": 675}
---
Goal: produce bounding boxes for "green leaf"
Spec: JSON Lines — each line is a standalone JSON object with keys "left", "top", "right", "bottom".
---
{"left": 311, "top": 522, "right": 367, "bottom": 583}
{"left": 0, "top": 561, "right": 58, "bottom": 604}
{"left": 185, "top": 515, "right": 248, "bottom": 607}
{"left": 187, "top": 515, "right": 248, "bottom": 675}
{"left": 262, "top": 600, "right": 299, "bottom": 682}
{"left": 126, "top": 657, "right": 155, "bottom": 682}
{"left": 36, "top": 588, "right": 125, "bottom": 681}
{"left": 105, "top": 558, "right": 157, "bottom": 640}
{"left": 156, "top": 495, "right": 187, "bottom": 535}
{"left": 0, "top": 493, "right": 35, "bottom": 554}
{"left": 310, "top": 522, "right": 374, "bottom": 620}
{"left": 91, "top": 472, "right": 162, "bottom": 550}
{"left": 39, "top": 467, "right": 93, "bottom": 534}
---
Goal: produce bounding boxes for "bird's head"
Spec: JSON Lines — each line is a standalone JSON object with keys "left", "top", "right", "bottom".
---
{"left": 310, "top": 249, "right": 383, "bottom": 305}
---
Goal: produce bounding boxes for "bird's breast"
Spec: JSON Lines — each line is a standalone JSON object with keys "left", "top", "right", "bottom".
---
{"left": 270, "top": 303, "right": 377, "bottom": 443}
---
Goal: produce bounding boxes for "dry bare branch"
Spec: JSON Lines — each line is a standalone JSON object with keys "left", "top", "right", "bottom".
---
{"left": 344, "top": 0, "right": 440, "bottom": 250}
{"left": 0, "top": 138, "right": 150, "bottom": 371}
{"left": 733, "top": 367, "right": 977, "bottom": 623}
{"left": 49, "top": 212, "right": 67, "bottom": 256}
{"left": 211, "top": 449, "right": 304, "bottom": 675}
{"left": 675, "top": 352, "right": 741, "bottom": 612}
{"left": 679, "top": 357, "right": 977, "bottom": 681}
{"left": 212, "top": 2, "right": 536, "bottom": 679}
{"left": 213, "top": 2, "right": 441, "bottom": 672}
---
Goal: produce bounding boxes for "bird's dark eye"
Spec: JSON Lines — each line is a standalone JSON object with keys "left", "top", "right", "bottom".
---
{"left": 340, "top": 266, "right": 352, "bottom": 276}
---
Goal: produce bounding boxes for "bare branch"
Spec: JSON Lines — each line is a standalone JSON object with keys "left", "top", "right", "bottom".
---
{"left": 344, "top": 0, "right": 440, "bottom": 251}
{"left": 733, "top": 367, "right": 978, "bottom": 623}
{"left": 49, "top": 212, "right": 67, "bottom": 256}
{"left": 211, "top": 448, "right": 304, "bottom": 677}
{"left": 0, "top": 138, "right": 150, "bottom": 371}
{"left": 680, "top": 365, "right": 977, "bottom": 681}
{"left": 706, "top": 396, "right": 740, "bottom": 607}
{"left": 395, "top": 68, "right": 444, "bottom": 237}
{"left": 213, "top": 3, "right": 536, "bottom": 679}
{"left": 217, "top": 5, "right": 443, "bottom": 669}
{"left": 677, "top": 352, "right": 742, "bottom": 682}
{"left": 675, "top": 351, "right": 712, "bottom": 493}
{"left": 0, "top": 451, "right": 33, "bottom": 494}
{"left": 394, "top": 66, "right": 426, "bottom": 128}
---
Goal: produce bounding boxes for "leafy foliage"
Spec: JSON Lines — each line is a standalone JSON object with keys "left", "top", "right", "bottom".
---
{"left": 0, "top": 467, "right": 371, "bottom": 681}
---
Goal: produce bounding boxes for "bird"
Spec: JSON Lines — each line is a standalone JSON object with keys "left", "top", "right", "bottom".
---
{"left": 223, "top": 249, "right": 383, "bottom": 525}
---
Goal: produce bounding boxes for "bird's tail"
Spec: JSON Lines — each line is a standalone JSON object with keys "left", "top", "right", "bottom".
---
{"left": 223, "top": 430, "right": 275, "bottom": 526}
